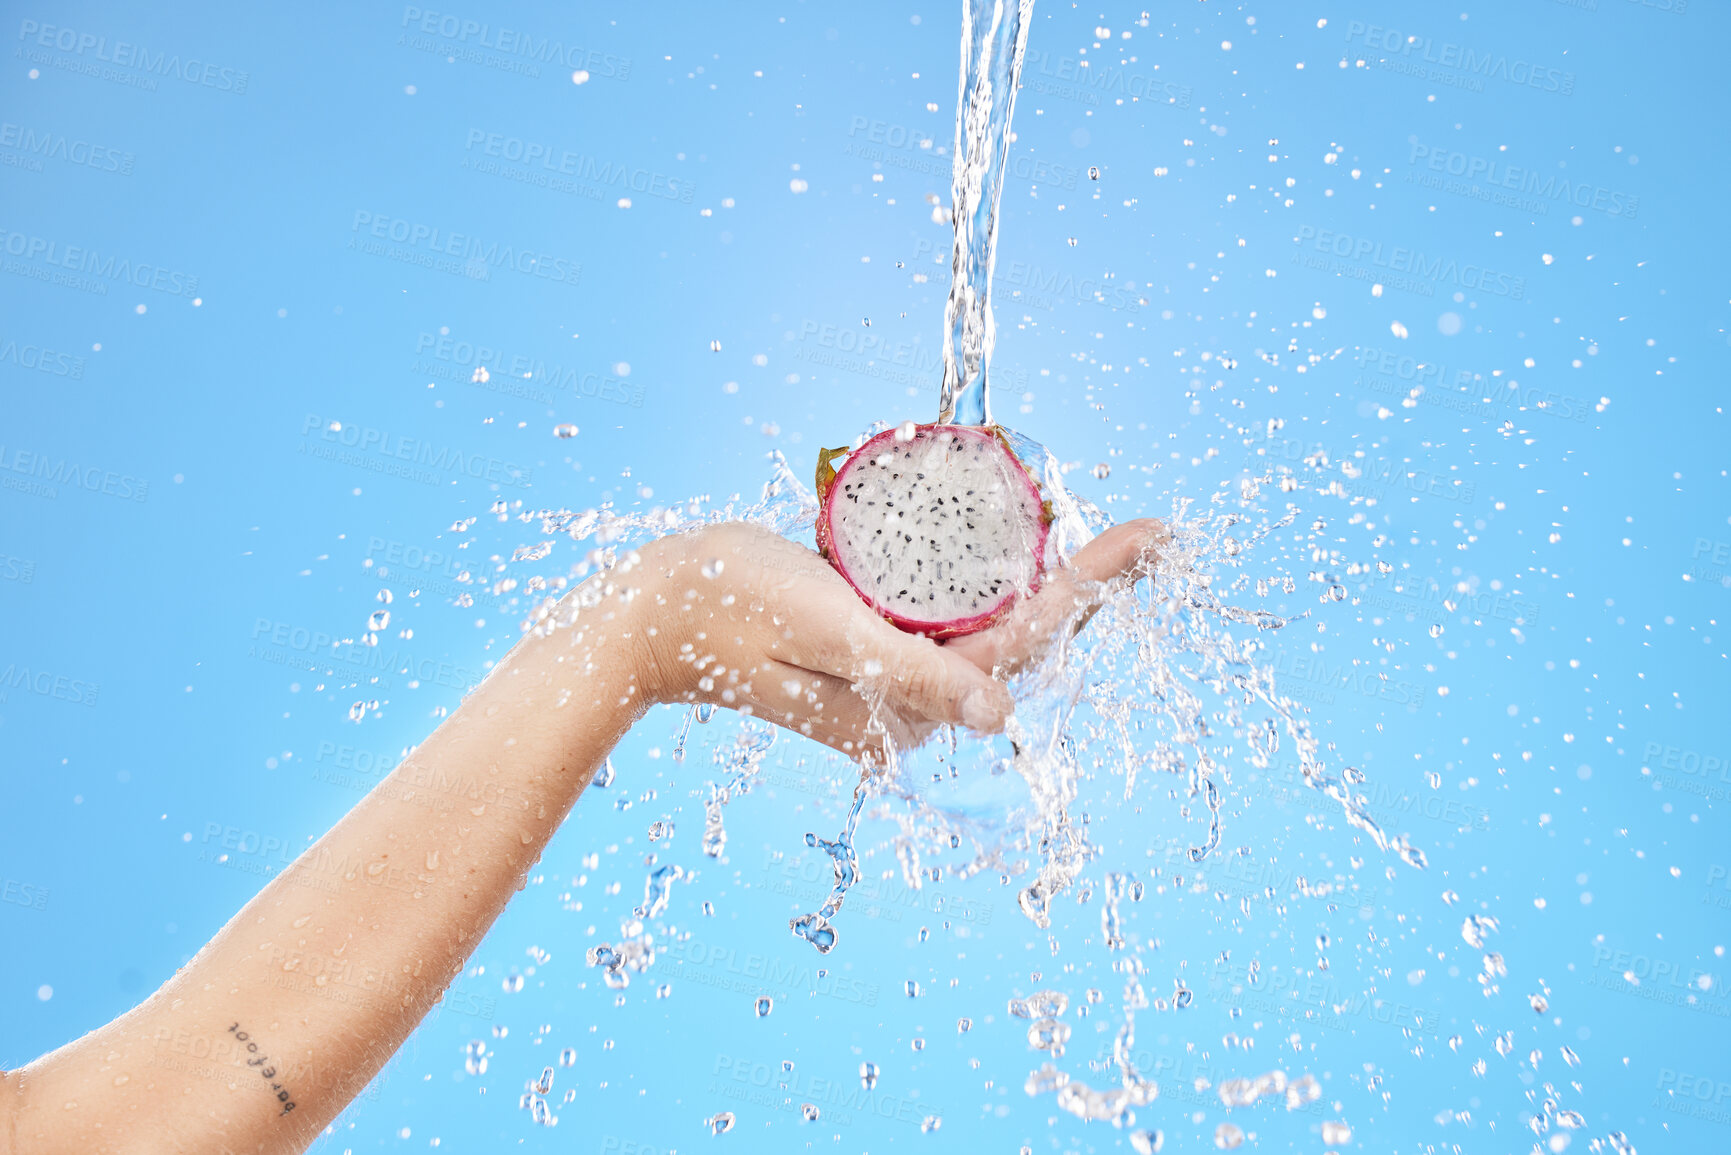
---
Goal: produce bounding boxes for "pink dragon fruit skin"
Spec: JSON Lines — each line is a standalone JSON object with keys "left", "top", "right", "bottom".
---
{"left": 814, "top": 423, "right": 1053, "bottom": 640}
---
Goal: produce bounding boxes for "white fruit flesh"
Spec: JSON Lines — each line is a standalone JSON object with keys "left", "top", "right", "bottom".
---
{"left": 825, "top": 425, "right": 1045, "bottom": 634}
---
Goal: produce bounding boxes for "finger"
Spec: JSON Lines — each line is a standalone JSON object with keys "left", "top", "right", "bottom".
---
{"left": 752, "top": 660, "right": 870, "bottom": 748}
{"left": 786, "top": 589, "right": 1015, "bottom": 735}
{"left": 949, "top": 519, "right": 1168, "bottom": 674}
{"left": 744, "top": 659, "right": 933, "bottom": 760}
{"left": 1069, "top": 517, "right": 1169, "bottom": 585}
{"left": 1051, "top": 517, "right": 1170, "bottom": 635}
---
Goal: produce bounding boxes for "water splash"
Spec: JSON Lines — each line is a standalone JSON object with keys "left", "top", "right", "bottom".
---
{"left": 936, "top": 0, "right": 1037, "bottom": 426}
{"left": 465, "top": 433, "right": 1535, "bottom": 1143}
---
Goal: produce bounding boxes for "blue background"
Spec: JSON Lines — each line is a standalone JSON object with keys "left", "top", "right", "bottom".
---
{"left": 3, "top": 1, "right": 1727, "bottom": 1151}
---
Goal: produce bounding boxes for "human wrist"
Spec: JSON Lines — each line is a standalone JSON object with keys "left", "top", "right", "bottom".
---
{"left": 499, "top": 567, "right": 657, "bottom": 738}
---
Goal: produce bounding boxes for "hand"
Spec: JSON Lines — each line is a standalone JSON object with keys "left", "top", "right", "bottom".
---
{"left": 614, "top": 519, "right": 1167, "bottom": 757}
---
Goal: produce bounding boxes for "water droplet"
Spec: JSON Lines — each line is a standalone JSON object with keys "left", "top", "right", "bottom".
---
{"left": 1092, "top": 463, "right": 1111, "bottom": 479}
{"left": 911, "top": 1037, "right": 925, "bottom": 1051}
{"left": 895, "top": 420, "right": 918, "bottom": 442}
{"left": 348, "top": 701, "right": 368, "bottom": 722}
{"left": 1430, "top": 623, "right": 1445, "bottom": 638}
{"left": 754, "top": 996, "right": 773, "bottom": 1017}
{"left": 559, "top": 1048, "right": 576, "bottom": 1067}
{"left": 709, "top": 340, "right": 722, "bottom": 352}
{"left": 471, "top": 366, "right": 490, "bottom": 384}
{"left": 920, "top": 1116, "right": 942, "bottom": 1133}
{"left": 707, "top": 1111, "right": 735, "bottom": 1135}
{"left": 1214, "top": 1121, "right": 1244, "bottom": 1149}
{"left": 376, "top": 588, "right": 393, "bottom": 604}
{"left": 957, "top": 1017, "right": 972, "bottom": 1033}
{"left": 1007, "top": 991, "right": 1068, "bottom": 1019}
{"left": 1320, "top": 1121, "right": 1352, "bottom": 1144}
{"left": 905, "top": 980, "right": 922, "bottom": 998}
{"left": 1088, "top": 165, "right": 1100, "bottom": 180}
{"left": 700, "top": 558, "right": 724, "bottom": 579}
{"left": 917, "top": 927, "right": 930, "bottom": 943}
{"left": 1130, "top": 1130, "right": 1163, "bottom": 1154}
{"left": 800, "top": 1103, "right": 820, "bottom": 1121}
{"left": 593, "top": 759, "right": 616, "bottom": 788}
{"left": 859, "top": 1061, "right": 879, "bottom": 1089}
{"left": 368, "top": 610, "right": 390, "bottom": 631}
{"left": 554, "top": 424, "right": 579, "bottom": 439}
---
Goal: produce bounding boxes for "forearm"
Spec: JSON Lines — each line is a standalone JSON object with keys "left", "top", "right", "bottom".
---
{"left": 8, "top": 584, "right": 645, "bottom": 1154}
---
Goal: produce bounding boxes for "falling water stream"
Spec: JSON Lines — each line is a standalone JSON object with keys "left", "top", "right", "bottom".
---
{"left": 937, "top": 0, "right": 1036, "bottom": 427}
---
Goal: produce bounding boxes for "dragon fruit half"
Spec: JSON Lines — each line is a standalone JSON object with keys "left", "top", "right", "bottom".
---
{"left": 814, "top": 423, "right": 1053, "bottom": 639}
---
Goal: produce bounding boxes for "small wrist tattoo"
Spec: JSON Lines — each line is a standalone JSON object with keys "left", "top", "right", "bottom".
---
{"left": 228, "top": 1022, "right": 297, "bottom": 1117}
